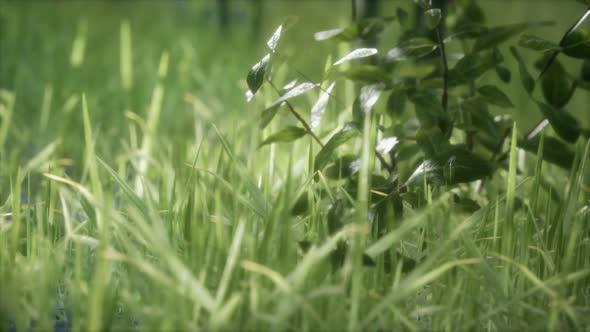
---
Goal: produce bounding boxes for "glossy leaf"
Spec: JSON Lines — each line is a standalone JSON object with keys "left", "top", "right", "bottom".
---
{"left": 338, "top": 65, "right": 390, "bottom": 83}
{"left": 540, "top": 59, "right": 576, "bottom": 109}
{"left": 334, "top": 48, "right": 378, "bottom": 66}
{"left": 314, "top": 124, "right": 359, "bottom": 172}
{"left": 311, "top": 82, "right": 336, "bottom": 129}
{"left": 247, "top": 54, "right": 271, "bottom": 95}
{"left": 314, "top": 17, "right": 395, "bottom": 43}
{"left": 323, "top": 155, "right": 360, "bottom": 179}
{"left": 477, "top": 85, "right": 514, "bottom": 108}
{"left": 314, "top": 28, "right": 345, "bottom": 41}
{"left": 415, "top": 127, "right": 450, "bottom": 158}
{"left": 473, "top": 23, "right": 536, "bottom": 53}
{"left": 265, "top": 82, "right": 319, "bottom": 111}
{"left": 408, "top": 90, "right": 443, "bottom": 128}
{"left": 424, "top": 8, "right": 442, "bottom": 30}
{"left": 385, "top": 38, "right": 437, "bottom": 62}
{"left": 258, "top": 126, "right": 307, "bottom": 148}
{"left": 449, "top": 50, "right": 503, "bottom": 85}
{"left": 414, "top": 0, "right": 432, "bottom": 9}
{"left": 562, "top": 29, "right": 590, "bottom": 59}
{"left": 259, "top": 107, "right": 280, "bottom": 130}
{"left": 518, "top": 136, "right": 575, "bottom": 169}
{"left": 267, "top": 24, "right": 283, "bottom": 52}
{"left": 376, "top": 137, "right": 400, "bottom": 154}
{"left": 536, "top": 102, "right": 580, "bottom": 143}
{"left": 352, "top": 84, "right": 384, "bottom": 127}
{"left": 518, "top": 33, "right": 561, "bottom": 51}
{"left": 510, "top": 46, "right": 535, "bottom": 95}
{"left": 407, "top": 146, "right": 494, "bottom": 186}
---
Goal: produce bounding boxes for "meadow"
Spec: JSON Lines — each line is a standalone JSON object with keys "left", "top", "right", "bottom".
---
{"left": 1, "top": 1, "right": 589, "bottom": 331}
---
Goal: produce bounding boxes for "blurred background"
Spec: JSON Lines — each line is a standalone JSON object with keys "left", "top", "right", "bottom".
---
{"left": 0, "top": 0, "right": 587, "bottom": 178}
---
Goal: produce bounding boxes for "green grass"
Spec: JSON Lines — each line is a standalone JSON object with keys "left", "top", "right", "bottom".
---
{"left": 1, "top": 2, "right": 590, "bottom": 331}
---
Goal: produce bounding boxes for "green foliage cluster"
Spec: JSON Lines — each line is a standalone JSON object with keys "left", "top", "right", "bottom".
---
{"left": 248, "top": 1, "right": 590, "bottom": 253}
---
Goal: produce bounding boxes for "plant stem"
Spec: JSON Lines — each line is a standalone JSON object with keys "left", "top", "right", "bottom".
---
{"left": 267, "top": 79, "right": 325, "bottom": 148}
{"left": 435, "top": 27, "right": 448, "bottom": 115}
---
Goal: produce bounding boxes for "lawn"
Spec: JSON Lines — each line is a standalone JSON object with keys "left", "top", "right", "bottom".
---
{"left": 1, "top": 1, "right": 589, "bottom": 331}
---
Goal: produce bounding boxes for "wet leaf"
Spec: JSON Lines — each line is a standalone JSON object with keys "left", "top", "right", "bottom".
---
{"left": 477, "top": 85, "right": 514, "bottom": 108}
{"left": 424, "top": 8, "right": 442, "bottom": 30}
{"left": 338, "top": 65, "right": 390, "bottom": 83}
{"left": 408, "top": 90, "right": 443, "bottom": 129}
{"left": 267, "top": 24, "right": 283, "bottom": 52}
{"left": 540, "top": 59, "right": 576, "bottom": 108}
{"left": 315, "top": 124, "right": 360, "bottom": 172}
{"left": 518, "top": 136, "right": 575, "bottom": 169}
{"left": 473, "top": 23, "right": 540, "bottom": 53}
{"left": 258, "top": 126, "right": 307, "bottom": 148}
{"left": 376, "top": 137, "right": 400, "bottom": 154}
{"left": 414, "top": 0, "right": 432, "bottom": 9}
{"left": 334, "top": 48, "right": 378, "bottom": 66}
{"left": 518, "top": 33, "right": 561, "bottom": 51}
{"left": 247, "top": 53, "right": 271, "bottom": 95}
{"left": 415, "top": 127, "right": 450, "bottom": 158}
{"left": 562, "top": 29, "right": 590, "bottom": 59}
{"left": 385, "top": 38, "right": 437, "bottom": 62}
{"left": 323, "top": 155, "right": 360, "bottom": 179}
{"left": 407, "top": 146, "right": 494, "bottom": 186}
{"left": 449, "top": 50, "right": 503, "bottom": 85}
{"left": 536, "top": 102, "right": 580, "bottom": 143}
{"left": 510, "top": 46, "right": 535, "bottom": 95}
{"left": 311, "top": 82, "right": 336, "bottom": 129}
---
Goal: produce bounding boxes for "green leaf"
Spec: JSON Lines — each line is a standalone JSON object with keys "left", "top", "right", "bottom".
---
{"left": 473, "top": 23, "right": 537, "bottom": 53}
{"left": 385, "top": 37, "right": 437, "bottom": 62}
{"left": 259, "top": 107, "right": 280, "bottom": 130}
{"left": 258, "top": 82, "right": 318, "bottom": 129}
{"left": 323, "top": 155, "right": 359, "bottom": 179}
{"left": 540, "top": 59, "right": 576, "bottom": 109}
{"left": 413, "top": 0, "right": 432, "bottom": 9}
{"left": 518, "top": 33, "right": 561, "bottom": 51}
{"left": 408, "top": 90, "right": 443, "bottom": 129}
{"left": 518, "top": 136, "right": 575, "bottom": 170}
{"left": 267, "top": 24, "right": 283, "bottom": 52}
{"left": 314, "top": 124, "right": 360, "bottom": 172}
{"left": 449, "top": 50, "right": 503, "bottom": 85}
{"left": 386, "top": 89, "right": 406, "bottom": 116}
{"left": 453, "top": 194, "right": 481, "bottom": 214}
{"left": 562, "top": 29, "right": 590, "bottom": 59}
{"left": 352, "top": 84, "right": 384, "bottom": 124}
{"left": 536, "top": 102, "right": 580, "bottom": 143}
{"left": 338, "top": 65, "right": 390, "bottom": 83}
{"left": 415, "top": 127, "right": 450, "bottom": 158}
{"left": 495, "top": 65, "right": 511, "bottom": 83}
{"left": 247, "top": 54, "right": 271, "bottom": 94}
{"left": 510, "top": 46, "right": 535, "bottom": 95}
{"left": 452, "top": 0, "right": 485, "bottom": 30}
{"left": 311, "top": 82, "right": 336, "bottom": 129}
{"left": 396, "top": 7, "right": 409, "bottom": 28}
{"left": 258, "top": 126, "right": 307, "bottom": 148}
{"left": 424, "top": 8, "right": 442, "bottom": 30}
{"left": 406, "top": 146, "right": 494, "bottom": 186}
{"left": 334, "top": 48, "right": 378, "bottom": 66}
{"left": 314, "top": 17, "right": 395, "bottom": 43}
{"left": 582, "top": 60, "right": 590, "bottom": 82}
{"left": 477, "top": 85, "right": 514, "bottom": 108}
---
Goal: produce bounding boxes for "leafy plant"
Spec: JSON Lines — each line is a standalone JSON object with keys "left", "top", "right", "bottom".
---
{"left": 246, "top": 0, "right": 590, "bottom": 262}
